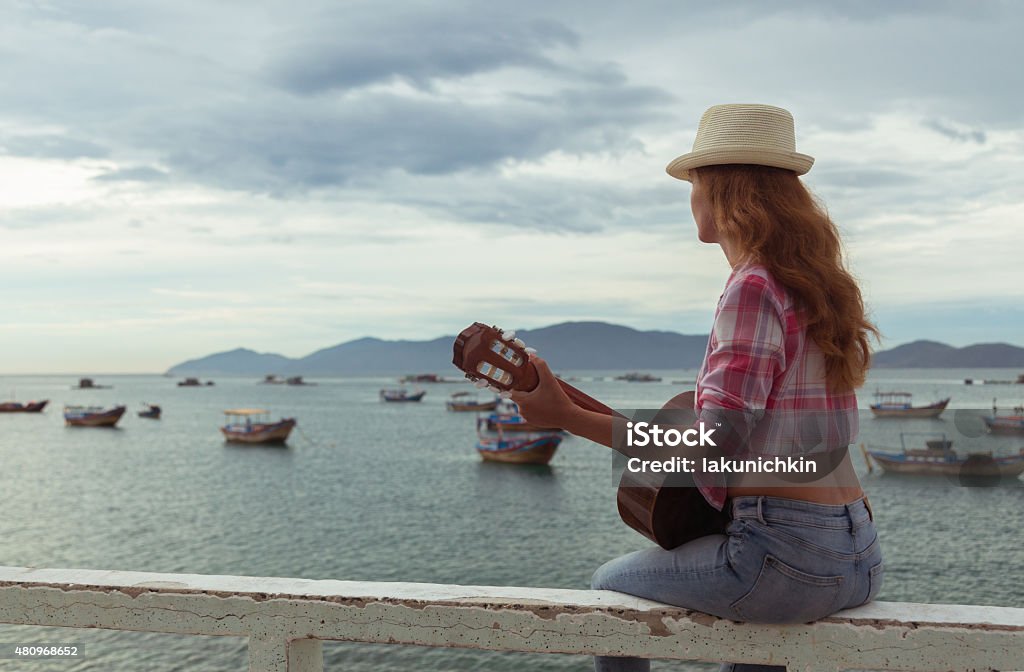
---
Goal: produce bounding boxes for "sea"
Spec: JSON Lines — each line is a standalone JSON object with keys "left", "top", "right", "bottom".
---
{"left": 1, "top": 369, "right": 1022, "bottom": 671}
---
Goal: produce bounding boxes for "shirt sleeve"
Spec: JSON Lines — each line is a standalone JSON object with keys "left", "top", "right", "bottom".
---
{"left": 698, "top": 273, "right": 786, "bottom": 413}
{"left": 693, "top": 273, "right": 787, "bottom": 510}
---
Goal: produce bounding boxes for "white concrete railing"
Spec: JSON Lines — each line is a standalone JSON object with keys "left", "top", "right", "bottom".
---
{"left": 0, "top": 566, "right": 1022, "bottom": 672}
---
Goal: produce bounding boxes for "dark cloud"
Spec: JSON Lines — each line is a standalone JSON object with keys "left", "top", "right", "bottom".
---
{"left": 0, "top": 0, "right": 1020, "bottom": 236}
{"left": 923, "top": 119, "right": 986, "bottom": 144}
{"left": 268, "top": 13, "right": 578, "bottom": 94}
{"left": 146, "top": 81, "right": 670, "bottom": 194}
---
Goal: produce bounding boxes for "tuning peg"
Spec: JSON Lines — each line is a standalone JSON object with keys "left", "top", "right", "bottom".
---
{"left": 499, "top": 390, "right": 512, "bottom": 399}
{"left": 474, "top": 379, "right": 488, "bottom": 389}
{"left": 513, "top": 338, "right": 525, "bottom": 348}
{"left": 524, "top": 347, "right": 537, "bottom": 355}
{"left": 501, "top": 329, "right": 515, "bottom": 341}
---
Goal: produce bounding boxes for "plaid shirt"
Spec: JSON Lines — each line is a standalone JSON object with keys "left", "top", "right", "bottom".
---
{"left": 693, "top": 263, "right": 859, "bottom": 510}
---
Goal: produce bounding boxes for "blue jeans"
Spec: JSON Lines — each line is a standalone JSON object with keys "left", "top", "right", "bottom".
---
{"left": 591, "top": 496, "right": 883, "bottom": 672}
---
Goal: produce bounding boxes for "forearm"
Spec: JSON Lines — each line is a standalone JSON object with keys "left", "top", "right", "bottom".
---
{"left": 562, "top": 405, "right": 614, "bottom": 448}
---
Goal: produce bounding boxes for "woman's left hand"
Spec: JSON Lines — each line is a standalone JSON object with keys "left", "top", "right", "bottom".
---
{"left": 509, "top": 355, "right": 578, "bottom": 430}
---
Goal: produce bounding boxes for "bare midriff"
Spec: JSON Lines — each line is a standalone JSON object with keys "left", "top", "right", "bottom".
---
{"left": 726, "top": 451, "right": 865, "bottom": 505}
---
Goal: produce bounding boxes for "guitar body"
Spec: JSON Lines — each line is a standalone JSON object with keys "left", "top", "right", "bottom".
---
{"left": 615, "top": 391, "right": 729, "bottom": 549}
{"left": 453, "top": 323, "right": 727, "bottom": 550}
{"left": 617, "top": 476, "right": 727, "bottom": 549}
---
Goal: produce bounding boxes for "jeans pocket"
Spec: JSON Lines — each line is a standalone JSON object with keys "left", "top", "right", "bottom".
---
{"left": 731, "top": 555, "right": 844, "bottom": 624}
{"left": 864, "top": 562, "right": 884, "bottom": 604}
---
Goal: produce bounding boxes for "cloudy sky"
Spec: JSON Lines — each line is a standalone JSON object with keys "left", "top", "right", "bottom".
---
{"left": 1, "top": 1, "right": 1022, "bottom": 373}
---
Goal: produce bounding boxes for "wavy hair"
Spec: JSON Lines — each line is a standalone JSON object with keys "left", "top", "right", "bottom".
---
{"left": 694, "top": 164, "right": 878, "bottom": 392}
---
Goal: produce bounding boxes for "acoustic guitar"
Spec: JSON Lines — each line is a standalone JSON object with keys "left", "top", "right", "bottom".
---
{"left": 452, "top": 322, "right": 728, "bottom": 549}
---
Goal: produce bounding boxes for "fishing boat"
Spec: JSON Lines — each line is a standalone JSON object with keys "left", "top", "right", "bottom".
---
{"left": 0, "top": 400, "right": 48, "bottom": 413}
{"left": 138, "top": 403, "right": 162, "bottom": 419}
{"left": 869, "top": 391, "right": 949, "bottom": 418}
{"left": 177, "top": 377, "right": 214, "bottom": 387}
{"left": 63, "top": 405, "right": 126, "bottom": 427}
{"left": 480, "top": 400, "right": 561, "bottom": 433}
{"left": 380, "top": 389, "right": 426, "bottom": 402}
{"left": 983, "top": 401, "right": 1024, "bottom": 435}
{"left": 399, "top": 373, "right": 454, "bottom": 384}
{"left": 259, "top": 375, "right": 313, "bottom": 386}
{"left": 475, "top": 433, "right": 563, "bottom": 464}
{"left": 615, "top": 372, "right": 662, "bottom": 383}
{"left": 446, "top": 391, "right": 498, "bottom": 412}
{"left": 72, "top": 378, "right": 112, "bottom": 390}
{"left": 863, "top": 433, "right": 1024, "bottom": 479}
{"left": 220, "top": 409, "right": 296, "bottom": 444}
{"left": 397, "top": 372, "right": 442, "bottom": 383}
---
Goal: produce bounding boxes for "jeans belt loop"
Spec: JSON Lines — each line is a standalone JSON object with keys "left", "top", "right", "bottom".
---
{"left": 863, "top": 494, "right": 874, "bottom": 521}
{"left": 756, "top": 496, "right": 765, "bottom": 524}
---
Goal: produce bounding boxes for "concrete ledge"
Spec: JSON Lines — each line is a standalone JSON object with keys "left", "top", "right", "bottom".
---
{"left": 1, "top": 566, "right": 1022, "bottom": 671}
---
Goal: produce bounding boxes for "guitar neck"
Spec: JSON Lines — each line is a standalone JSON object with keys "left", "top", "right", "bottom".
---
{"left": 554, "top": 378, "right": 622, "bottom": 418}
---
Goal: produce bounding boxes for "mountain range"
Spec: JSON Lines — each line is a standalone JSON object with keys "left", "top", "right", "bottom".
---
{"left": 165, "top": 322, "right": 1024, "bottom": 376}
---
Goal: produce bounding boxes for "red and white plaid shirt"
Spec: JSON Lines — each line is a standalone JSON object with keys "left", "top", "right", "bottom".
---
{"left": 693, "top": 263, "right": 859, "bottom": 510}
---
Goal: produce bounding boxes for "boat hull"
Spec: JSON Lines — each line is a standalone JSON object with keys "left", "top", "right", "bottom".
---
{"left": 0, "top": 400, "right": 48, "bottom": 413}
{"left": 221, "top": 419, "right": 296, "bottom": 444}
{"left": 447, "top": 400, "right": 498, "bottom": 412}
{"left": 476, "top": 434, "right": 562, "bottom": 465}
{"left": 867, "top": 449, "right": 1024, "bottom": 478}
{"left": 485, "top": 417, "right": 560, "bottom": 433}
{"left": 64, "top": 406, "right": 126, "bottom": 427}
{"left": 381, "top": 391, "right": 426, "bottom": 402}
{"left": 983, "top": 416, "right": 1024, "bottom": 434}
{"left": 869, "top": 398, "right": 950, "bottom": 418}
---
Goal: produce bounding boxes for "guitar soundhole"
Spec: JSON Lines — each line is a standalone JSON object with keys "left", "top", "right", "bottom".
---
{"left": 476, "top": 361, "right": 513, "bottom": 386}
{"left": 489, "top": 340, "right": 523, "bottom": 366}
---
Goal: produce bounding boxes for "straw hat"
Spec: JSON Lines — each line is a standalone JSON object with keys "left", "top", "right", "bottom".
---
{"left": 666, "top": 104, "right": 814, "bottom": 181}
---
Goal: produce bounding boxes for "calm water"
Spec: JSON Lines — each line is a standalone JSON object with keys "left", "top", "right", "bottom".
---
{"left": 1, "top": 369, "right": 1022, "bottom": 671}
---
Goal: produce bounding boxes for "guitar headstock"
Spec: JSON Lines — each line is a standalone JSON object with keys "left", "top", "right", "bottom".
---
{"left": 452, "top": 322, "right": 539, "bottom": 396}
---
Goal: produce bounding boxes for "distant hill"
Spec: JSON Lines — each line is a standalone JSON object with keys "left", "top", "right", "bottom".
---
{"left": 165, "top": 325, "right": 1024, "bottom": 376}
{"left": 870, "top": 340, "right": 1024, "bottom": 368}
{"left": 165, "top": 321, "right": 710, "bottom": 376}
{"left": 167, "top": 348, "right": 295, "bottom": 376}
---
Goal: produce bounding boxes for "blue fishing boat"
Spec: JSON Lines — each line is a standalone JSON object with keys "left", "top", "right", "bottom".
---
{"left": 475, "top": 433, "right": 563, "bottom": 464}
{"left": 983, "top": 400, "right": 1024, "bottom": 435}
{"left": 480, "top": 400, "right": 562, "bottom": 433}
{"left": 864, "top": 433, "right": 1024, "bottom": 479}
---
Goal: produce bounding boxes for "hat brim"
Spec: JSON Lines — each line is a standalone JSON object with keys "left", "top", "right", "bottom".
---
{"left": 666, "top": 147, "right": 814, "bottom": 182}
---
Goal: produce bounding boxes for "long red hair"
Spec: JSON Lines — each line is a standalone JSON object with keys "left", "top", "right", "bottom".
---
{"left": 694, "top": 164, "right": 878, "bottom": 392}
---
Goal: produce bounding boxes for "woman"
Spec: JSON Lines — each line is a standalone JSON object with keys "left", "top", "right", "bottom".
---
{"left": 510, "top": 104, "right": 883, "bottom": 672}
